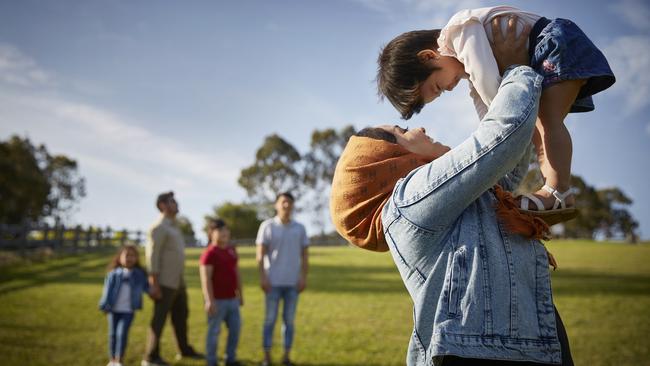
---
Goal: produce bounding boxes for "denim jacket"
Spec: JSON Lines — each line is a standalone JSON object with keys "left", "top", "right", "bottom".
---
{"left": 382, "top": 66, "right": 562, "bottom": 365}
{"left": 99, "top": 267, "right": 149, "bottom": 312}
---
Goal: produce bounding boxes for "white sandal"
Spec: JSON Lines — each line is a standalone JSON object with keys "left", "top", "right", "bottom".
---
{"left": 518, "top": 184, "right": 579, "bottom": 226}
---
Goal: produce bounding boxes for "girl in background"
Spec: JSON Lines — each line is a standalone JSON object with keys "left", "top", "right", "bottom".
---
{"left": 99, "top": 245, "right": 150, "bottom": 366}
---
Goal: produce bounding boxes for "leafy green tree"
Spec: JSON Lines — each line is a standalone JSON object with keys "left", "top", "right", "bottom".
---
{"left": 204, "top": 202, "right": 261, "bottom": 240}
{"left": 0, "top": 135, "right": 85, "bottom": 225}
{"left": 238, "top": 134, "right": 302, "bottom": 217}
{"left": 176, "top": 215, "right": 197, "bottom": 245}
{"left": 302, "top": 125, "right": 355, "bottom": 233}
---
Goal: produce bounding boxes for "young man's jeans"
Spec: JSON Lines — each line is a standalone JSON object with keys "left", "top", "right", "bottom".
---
{"left": 145, "top": 286, "right": 193, "bottom": 360}
{"left": 263, "top": 286, "right": 298, "bottom": 350}
{"left": 108, "top": 312, "right": 134, "bottom": 359}
{"left": 206, "top": 298, "right": 241, "bottom": 365}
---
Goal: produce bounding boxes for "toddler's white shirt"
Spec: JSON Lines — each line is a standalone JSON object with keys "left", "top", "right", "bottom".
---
{"left": 437, "top": 6, "right": 541, "bottom": 119}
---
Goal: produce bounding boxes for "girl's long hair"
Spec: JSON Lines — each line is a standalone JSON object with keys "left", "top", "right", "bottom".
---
{"left": 107, "top": 244, "right": 146, "bottom": 273}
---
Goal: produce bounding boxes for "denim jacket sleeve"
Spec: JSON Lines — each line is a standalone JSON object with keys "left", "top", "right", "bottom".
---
{"left": 497, "top": 142, "right": 534, "bottom": 192}
{"left": 98, "top": 272, "right": 114, "bottom": 312}
{"left": 392, "top": 66, "right": 543, "bottom": 231}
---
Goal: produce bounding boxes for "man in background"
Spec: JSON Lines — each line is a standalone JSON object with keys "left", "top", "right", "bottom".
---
{"left": 256, "top": 192, "right": 309, "bottom": 366}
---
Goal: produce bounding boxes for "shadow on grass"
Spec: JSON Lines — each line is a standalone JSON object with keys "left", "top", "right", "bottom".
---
{"left": 3, "top": 250, "right": 649, "bottom": 301}
{"left": 0, "top": 249, "right": 116, "bottom": 297}
{"left": 551, "top": 269, "right": 650, "bottom": 296}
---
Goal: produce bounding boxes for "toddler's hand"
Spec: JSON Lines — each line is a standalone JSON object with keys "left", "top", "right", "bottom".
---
{"left": 490, "top": 15, "right": 531, "bottom": 75}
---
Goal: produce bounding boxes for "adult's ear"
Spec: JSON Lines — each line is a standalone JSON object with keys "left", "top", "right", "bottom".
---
{"left": 416, "top": 49, "right": 439, "bottom": 63}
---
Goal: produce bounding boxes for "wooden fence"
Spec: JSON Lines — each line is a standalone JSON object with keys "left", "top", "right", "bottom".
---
{"left": 0, "top": 223, "right": 351, "bottom": 256}
{"left": 0, "top": 223, "right": 145, "bottom": 255}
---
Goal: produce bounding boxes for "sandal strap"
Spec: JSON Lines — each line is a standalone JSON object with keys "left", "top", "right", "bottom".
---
{"left": 520, "top": 193, "right": 546, "bottom": 211}
{"left": 541, "top": 184, "right": 575, "bottom": 210}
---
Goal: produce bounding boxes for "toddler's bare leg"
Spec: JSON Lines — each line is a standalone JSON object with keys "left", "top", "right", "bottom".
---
{"left": 531, "top": 79, "right": 586, "bottom": 209}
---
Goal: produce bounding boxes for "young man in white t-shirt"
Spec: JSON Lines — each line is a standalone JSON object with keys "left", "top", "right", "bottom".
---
{"left": 256, "top": 192, "right": 309, "bottom": 366}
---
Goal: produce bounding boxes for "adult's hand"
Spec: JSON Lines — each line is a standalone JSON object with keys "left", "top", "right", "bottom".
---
{"left": 148, "top": 275, "right": 162, "bottom": 300}
{"left": 490, "top": 15, "right": 531, "bottom": 75}
{"left": 297, "top": 277, "right": 307, "bottom": 293}
{"left": 260, "top": 275, "right": 271, "bottom": 293}
{"left": 149, "top": 282, "right": 162, "bottom": 300}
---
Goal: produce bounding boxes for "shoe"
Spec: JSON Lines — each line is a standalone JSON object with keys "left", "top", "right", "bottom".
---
{"left": 260, "top": 361, "right": 271, "bottom": 366}
{"left": 176, "top": 346, "right": 205, "bottom": 360}
{"left": 141, "top": 357, "right": 171, "bottom": 366}
{"left": 282, "top": 359, "right": 295, "bottom": 366}
{"left": 518, "top": 184, "right": 578, "bottom": 226}
{"left": 226, "top": 361, "right": 243, "bottom": 366}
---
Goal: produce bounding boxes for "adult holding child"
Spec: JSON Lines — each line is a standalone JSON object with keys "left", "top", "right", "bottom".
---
{"left": 330, "top": 18, "right": 572, "bottom": 365}
{"left": 142, "top": 191, "right": 202, "bottom": 366}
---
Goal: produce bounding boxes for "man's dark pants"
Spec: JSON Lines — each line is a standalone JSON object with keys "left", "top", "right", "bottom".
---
{"left": 145, "top": 286, "right": 193, "bottom": 360}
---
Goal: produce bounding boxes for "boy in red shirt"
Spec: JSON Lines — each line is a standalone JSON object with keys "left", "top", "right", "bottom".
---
{"left": 200, "top": 219, "right": 243, "bottom": 366}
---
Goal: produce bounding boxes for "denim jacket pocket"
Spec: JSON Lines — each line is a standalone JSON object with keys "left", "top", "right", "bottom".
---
{"left": 446, "top": 246, "right": 468, "bottom": 317}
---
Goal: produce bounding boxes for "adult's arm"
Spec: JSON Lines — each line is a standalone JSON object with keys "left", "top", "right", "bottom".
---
{"left": 146, "top": 225, "right": 165, "bottom": 300}
{"left": 256, "top": 244, "right": 270, "bottom": 293}
{"left": 298, "top": 246, "right": 309, "bottom": 292}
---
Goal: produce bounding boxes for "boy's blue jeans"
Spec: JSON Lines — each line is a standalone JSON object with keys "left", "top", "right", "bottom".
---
{"left": 206, "top": 298, "right": 241, "bottom": 365}
{"left": 107, "top": 312, "right": 134, "bottom": 359}
{"left": 263, "top": 286, "right": 298, "bottom": 350}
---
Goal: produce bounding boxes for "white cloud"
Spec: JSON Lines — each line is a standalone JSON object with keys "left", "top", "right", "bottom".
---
{"left": 0, "top": 92, "right": 246, "bottom": 188}
{"left": 0, "top": 44, "right": 52, "bottom": 87}
{"left": 609, "top": 0, "right": 650, "bottom": 31}
{"left": 603, "top": 35, "right": 650, "bottom": 114}
{"left": 0, "top": 41, "right": 247, "bottom": 202}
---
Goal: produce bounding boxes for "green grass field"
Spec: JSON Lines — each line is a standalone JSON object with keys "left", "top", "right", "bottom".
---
{"left": 0, "top": 241, "right": 649, "bottom": 366}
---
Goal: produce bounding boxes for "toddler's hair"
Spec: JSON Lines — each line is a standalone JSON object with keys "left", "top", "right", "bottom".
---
{"left": 377, "top": 29, "right": 441, "bottom": 120}
{"left": 107, "top": 244, "right": 144, "bottom": 272}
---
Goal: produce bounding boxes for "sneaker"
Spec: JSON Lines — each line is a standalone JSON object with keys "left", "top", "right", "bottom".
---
{"left": 176, "top": 346, "right": 205, "bottom": 360}
{"left": 282, "top": 359, "right": 295, "bottom": 366}
{"left": 226, "top": 361, "right": 242, "bottom": 366}
{"left": 259, "top": 362, "right": 271, "bottom": 366}
{"left": 141, "top": 357, "right": 171, "bottom": 366}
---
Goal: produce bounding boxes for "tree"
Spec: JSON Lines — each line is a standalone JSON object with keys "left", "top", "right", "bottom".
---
{"left": 302, "top": 125, "right": 355, "bottom": 233}
{"left": 0, "top": 135, "right": 85, "bottom": 225}
{"left": 204, "top": 202, "right": 261, "bottom": 240}
{"left": 176, "top": 215, "right": 197, "bottom": 246}
{"left": 238, "top": 134, "right": 302, "bottom": 217}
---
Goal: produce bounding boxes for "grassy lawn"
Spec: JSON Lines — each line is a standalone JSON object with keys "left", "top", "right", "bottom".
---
{"left": 0, "top": 241, "right": 649, "bottom": 366}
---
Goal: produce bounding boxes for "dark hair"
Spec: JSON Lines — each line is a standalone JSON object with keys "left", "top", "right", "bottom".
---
{"left": 276, "top": 192, "right": 294, "bottom": 203}
{"left": 156, "top": 191, "right": 174, "bottom": 211}
{"left": 355, "top": 127, "right": 397, "bottom": 144}
{"left": 206, "top": 218, "right": 227, "bottom": 232}
{"left": 107, "top": 245, "right": 144, "bottom": 272}
{"left": 377, "top": 29, "right": 441, "bottom": 120}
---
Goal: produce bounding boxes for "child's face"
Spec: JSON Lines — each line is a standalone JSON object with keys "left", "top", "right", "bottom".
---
{"left": 120, "top": 249, "right": 137, "bottom": 268}
{"left": 419, "top": 55, "right": 466, "bottom": 104}
{"left": 210, "top": 227, "right": 231, "bottom": 245}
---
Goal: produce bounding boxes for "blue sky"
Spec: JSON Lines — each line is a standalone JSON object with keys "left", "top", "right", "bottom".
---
{"left": 1, "top": 0, "right": 649, "bottom": 241}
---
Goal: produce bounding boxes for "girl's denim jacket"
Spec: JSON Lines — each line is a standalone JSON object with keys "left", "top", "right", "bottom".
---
{"left": 99, "top": 267, "right": 149, "bottom": 312}
{"left": 383, "top": 66, "right": 562, "bottom": 365}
